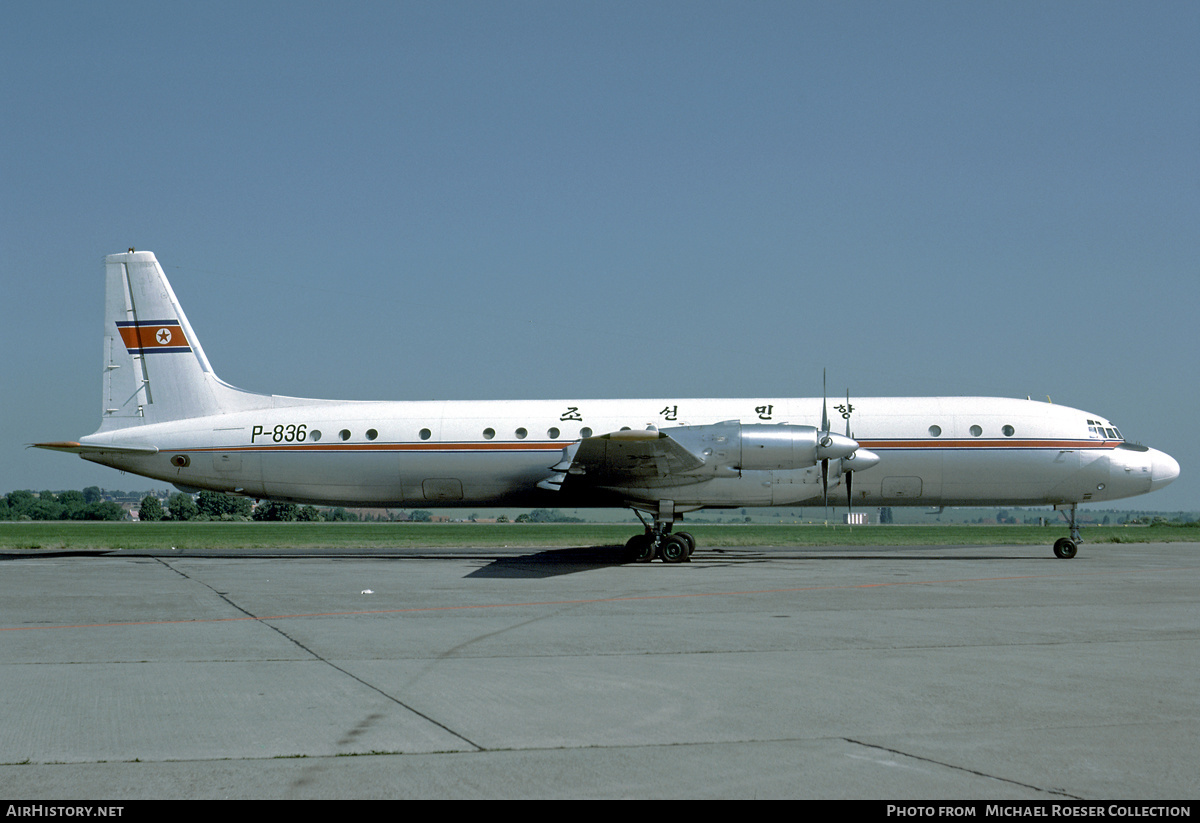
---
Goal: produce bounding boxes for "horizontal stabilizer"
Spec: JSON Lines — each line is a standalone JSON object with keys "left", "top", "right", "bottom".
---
{"left": 31, "top": 440, "right": 159, "bottom": 455}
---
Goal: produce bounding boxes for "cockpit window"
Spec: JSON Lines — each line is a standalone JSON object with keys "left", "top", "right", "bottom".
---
{"left": 1087, "top": 419, "right": 1124, "bottom": 440}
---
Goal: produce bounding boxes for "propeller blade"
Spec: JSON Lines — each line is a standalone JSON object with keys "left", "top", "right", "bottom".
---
{"left": 821, "top": 369, "right": 830, "bottom": 434}
{"left": 844, "top": 388, "right": 855, "bottom": 518}
{"left": 821, "top": 370, "right": 830, "bottom": 522}
{"left": 847, "top": 389, "right": 852, "bottom": 515}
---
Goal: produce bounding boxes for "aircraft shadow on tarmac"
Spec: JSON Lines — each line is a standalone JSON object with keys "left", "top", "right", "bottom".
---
{"left": 466, "top": 545, "right": 631, "bottom": 578}
{"left": 0, "top": 550, "right": 118, "bottom": 561}
{"left": 462, "top": 544, "right": 1054, "bottom": 579}
{"left": 0, "top": 546, "right": 1063, "bottom": 577}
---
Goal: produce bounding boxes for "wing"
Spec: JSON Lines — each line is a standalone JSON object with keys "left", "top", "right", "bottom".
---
{"left": 536, "top": 420, "right": 866, "bottom": 494}
{"left": 537, "top": 426, "right": 721, "bottom": 492}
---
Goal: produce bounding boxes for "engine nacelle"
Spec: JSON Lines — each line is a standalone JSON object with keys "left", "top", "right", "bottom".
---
{"left": 666, "top": 421, "right": 860, "bottom": 473}
{"left": 737, "top": 424, "right": 858, "bottom": 470}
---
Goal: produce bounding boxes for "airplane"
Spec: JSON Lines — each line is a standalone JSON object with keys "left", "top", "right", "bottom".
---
{"left": 35, "top": 250, "right": 1180, "bottom": 562}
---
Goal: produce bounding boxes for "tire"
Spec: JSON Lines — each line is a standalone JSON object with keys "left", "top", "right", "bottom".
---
{"left": 660, "top": 535, "right": 689, "bottom": 563}
{"left": 625, "top": 533, "right": 657, "bottom": 562}
{"left": 1053, "top": 537, "right": 1078, "bottom": 559}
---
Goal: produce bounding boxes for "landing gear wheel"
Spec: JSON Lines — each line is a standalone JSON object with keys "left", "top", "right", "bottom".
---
{"left": 625, "top": 533, "right": 657, "bottom": 563}
{"left": 660, "top": 534, "right": 690, "bottom": 563}
{"left": 1053, "top": 537, "right": 1078, "bottom": 559}
{"left": 674, "top": 531, "right": 696, "bottom": 557}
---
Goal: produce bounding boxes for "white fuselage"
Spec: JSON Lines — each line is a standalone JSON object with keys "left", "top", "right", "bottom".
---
{"left": 40, "top": 250, "right": 1178, "bottom": 526}
{"left": 76, "top": 394, "right": 1176, "bottom": 510}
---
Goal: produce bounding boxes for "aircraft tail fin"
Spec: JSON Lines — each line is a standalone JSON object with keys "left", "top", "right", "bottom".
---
{"left": 98, "top": 250, "right": 268, "bottom": 430}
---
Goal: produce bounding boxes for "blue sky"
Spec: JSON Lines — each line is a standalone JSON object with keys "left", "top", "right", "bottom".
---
{"left": 3, "top": 1, "right": 1197, "bottom": 511}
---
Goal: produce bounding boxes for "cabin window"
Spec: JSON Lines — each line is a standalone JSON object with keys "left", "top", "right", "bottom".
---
{"left": 483, "top": 428, "right": 495, "bottom": 440}
{"left": 928, "top": 425, "right": 942, "bottom": 437}
{"left": 366, "top": 429, "right": 378, "bottom": 441}
{"left": 580, "top": 427, "right": 593, "bottom": 438}
{"left": 339, "top": 429, "right": 351, "bottom": 441}
{"left": 515, "top": 427, "right": 528, "bottom": 440}
{"left": 419, "top": 428, "right": 432, "bottom": 440}
{"left": 309, "top": 430, "right": 322, "bottom": 442}
{"left": 1002, "top": 425, "right": 1015, "bottom": 437}
{"left": 548, "top": 427, "right": 560, "bottom": 439}
{"left": 969, "top": 425, "right": 983, "bottom": 437}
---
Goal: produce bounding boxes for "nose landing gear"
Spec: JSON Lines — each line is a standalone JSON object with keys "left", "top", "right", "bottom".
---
{"left": 1053, "top": 536, "right": 1078, "bottom": 559}
{"left": 1053, "top": 503, "right": 1082, "bottom": 559}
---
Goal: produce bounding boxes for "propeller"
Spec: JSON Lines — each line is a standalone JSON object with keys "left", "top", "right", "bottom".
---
{"left": 837, "top": 388, "right": 881, "bottom": 519}
{"left": 821, "top": 371, "right": 831, "bottom": 519}
{"left": 845, "top": 389, "right": 854, "bottom": 516}
{"left": 819, "top": 373, "right": 880, "bottom": 522}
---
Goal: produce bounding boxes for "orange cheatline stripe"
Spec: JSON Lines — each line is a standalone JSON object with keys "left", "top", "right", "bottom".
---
{"left": 182, "top": 441, "right": 567, "bottom": 453}
{"left": 169, "top": 439, "right": 1119, "bottom": 455}
{"left": 860, "top": 439, "right": 1118, "bottom": 449}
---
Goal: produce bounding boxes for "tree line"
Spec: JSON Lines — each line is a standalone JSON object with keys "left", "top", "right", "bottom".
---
{"left": 1, "top": 488, "right": 357, "bottom": 522}
{"left": 1, "top": 486, "right": 483, "bottom": 524}
{"left": 139, "top": 491, "right": 342, "bottom": 522}
{"left": 2, "top": 488, "right": 125, "bottom": 521}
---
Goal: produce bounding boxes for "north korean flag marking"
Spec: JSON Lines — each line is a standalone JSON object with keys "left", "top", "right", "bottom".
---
{"left": 116, "top": 320, "right": 192, "bottom": 353}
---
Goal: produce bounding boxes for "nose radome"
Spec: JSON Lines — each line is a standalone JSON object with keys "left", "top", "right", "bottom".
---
{"left": 1149, "top": 449, "right": 1180, "bottom": 491}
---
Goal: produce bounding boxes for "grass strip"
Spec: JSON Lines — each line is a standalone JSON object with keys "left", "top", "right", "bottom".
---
{"left": 1, "top": 521, "right": 1195, "bottom": 551}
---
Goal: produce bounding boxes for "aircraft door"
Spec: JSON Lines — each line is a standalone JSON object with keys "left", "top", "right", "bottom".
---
{"left": 881, "top": 476, "right": 923, "bottom": 499}
{"left": 212, "top": 451, "right": 264, "bottom": 497}
{"left": 1044, "top": 449, "right": 1083, "bottom": 503}
{"left": 421, "top": 478, "right": 464, "bottom": 501}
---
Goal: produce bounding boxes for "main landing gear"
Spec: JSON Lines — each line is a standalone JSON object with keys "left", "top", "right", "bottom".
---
{"left": 1053, "top": 503, "right": 1082, "bottom": 559}
{"left": 625, "top": 503, "right": 696, "bottom": 563}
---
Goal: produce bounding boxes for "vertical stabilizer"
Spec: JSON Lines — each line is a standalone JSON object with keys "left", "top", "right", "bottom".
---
{"left": 99, "top": 251, "right": 266, "bottom": 430}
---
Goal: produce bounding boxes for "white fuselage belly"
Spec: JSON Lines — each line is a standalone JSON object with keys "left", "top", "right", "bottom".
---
{"left": 80, "top": 395, "right": 1162, "bottom": 510}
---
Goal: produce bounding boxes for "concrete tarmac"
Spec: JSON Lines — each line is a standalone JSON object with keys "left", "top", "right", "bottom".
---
{"left": 1, "top": 541, "right": 1198, "bottom": 799}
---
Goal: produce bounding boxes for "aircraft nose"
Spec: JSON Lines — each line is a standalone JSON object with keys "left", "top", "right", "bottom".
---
{"left": 1149, "top": 448, "right": 1181, "bottom": 491}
